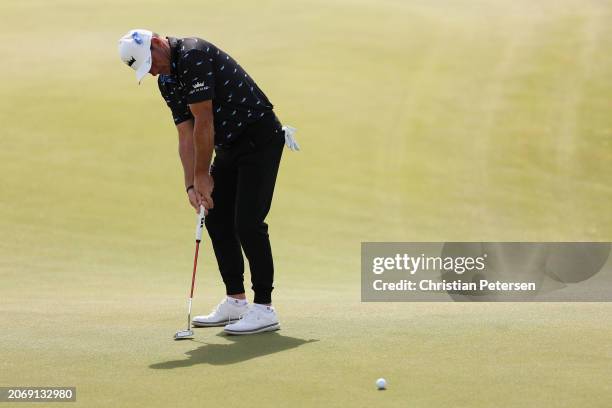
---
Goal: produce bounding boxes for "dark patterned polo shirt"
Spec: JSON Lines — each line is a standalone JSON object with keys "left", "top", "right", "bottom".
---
{"left": 158, "top": 36, "right": 275, "bottom": 147}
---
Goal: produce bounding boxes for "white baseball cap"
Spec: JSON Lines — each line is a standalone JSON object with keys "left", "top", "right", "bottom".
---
{"left": 118, "top": 29, "right": 153, "bottom": 83}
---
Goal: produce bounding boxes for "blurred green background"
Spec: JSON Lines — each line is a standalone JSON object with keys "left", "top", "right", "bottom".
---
{"left": 1, "top": 0, "right": 611, "bottom": 407}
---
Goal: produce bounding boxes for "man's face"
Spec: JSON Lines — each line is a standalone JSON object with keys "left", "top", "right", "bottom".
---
{"left": 149, "top": 37, "right": 171, "bottom": 76}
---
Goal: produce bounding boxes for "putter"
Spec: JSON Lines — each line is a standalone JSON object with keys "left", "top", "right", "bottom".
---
{"left": 174, "top": 205, "right": 206, "bottom": 340}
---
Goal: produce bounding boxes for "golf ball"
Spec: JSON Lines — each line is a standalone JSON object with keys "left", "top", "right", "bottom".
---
{"left": 376, "top": 378, "right": 387, "bottom": 390}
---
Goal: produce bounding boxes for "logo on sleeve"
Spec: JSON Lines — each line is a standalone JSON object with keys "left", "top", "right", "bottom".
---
{"left": 127, "top": 57, "right": 136, "bottom": 67}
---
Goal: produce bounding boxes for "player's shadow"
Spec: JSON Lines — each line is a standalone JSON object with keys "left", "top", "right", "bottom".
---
{"left": 149, "top": 332, "right": 318, "bottom": 368}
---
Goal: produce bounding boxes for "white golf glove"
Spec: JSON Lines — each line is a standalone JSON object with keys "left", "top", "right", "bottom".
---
{"left": 282, "top": 125, "right": 300, "bottom": 151}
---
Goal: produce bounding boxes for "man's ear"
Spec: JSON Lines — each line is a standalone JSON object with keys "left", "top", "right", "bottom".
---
{"left": 151, "top": 36, "right": 163, "bottom": 48}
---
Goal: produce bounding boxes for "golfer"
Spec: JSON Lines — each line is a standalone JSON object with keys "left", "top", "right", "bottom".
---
{"left": 118, "top": 29, "right": 299, "bottom": 335}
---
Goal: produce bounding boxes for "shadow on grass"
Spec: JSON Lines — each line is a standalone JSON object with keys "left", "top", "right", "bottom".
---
{"left": 149, "top": 332, "right": 318, "bottom": 368}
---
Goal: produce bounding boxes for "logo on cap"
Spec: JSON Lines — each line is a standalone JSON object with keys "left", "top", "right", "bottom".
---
{"left": 127, "top": 57, "right": 136, "bottom": 67}
{"left": 131, "top": 31, "right": 143, "bottom": 45}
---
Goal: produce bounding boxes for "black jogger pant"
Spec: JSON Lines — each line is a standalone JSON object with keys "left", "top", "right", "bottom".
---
{"left": 204, "top": 113, "right": 284, "bottom": 305}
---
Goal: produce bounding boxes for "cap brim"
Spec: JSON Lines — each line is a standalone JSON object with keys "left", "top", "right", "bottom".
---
{"left": 135, "top": 56, "right": 152, "bottom": 84}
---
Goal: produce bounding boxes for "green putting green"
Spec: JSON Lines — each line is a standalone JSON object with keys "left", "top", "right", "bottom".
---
{"left": 1, "top": 0, "right": 611, "bottom": 406}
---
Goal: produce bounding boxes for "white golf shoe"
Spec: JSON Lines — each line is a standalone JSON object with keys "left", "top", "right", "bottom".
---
{"left": 192, "top": 297, "right": 248, "bottom": 327}
{"left": 224, "top": 304, "right": 280, "bottom": 335}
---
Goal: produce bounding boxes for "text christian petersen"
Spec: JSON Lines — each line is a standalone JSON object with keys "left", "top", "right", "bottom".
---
{"left": 371, "top": 253, "right": 537, "bottom": 292}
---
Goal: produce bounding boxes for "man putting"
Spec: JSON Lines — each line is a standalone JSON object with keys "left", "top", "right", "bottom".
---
{"left": 118, "top": 29, "right": 298, "bottom": 335}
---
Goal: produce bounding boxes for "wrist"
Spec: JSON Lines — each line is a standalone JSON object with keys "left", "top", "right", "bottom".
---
{"left": 195, "top": 171, "right": 211, "bottom": 179}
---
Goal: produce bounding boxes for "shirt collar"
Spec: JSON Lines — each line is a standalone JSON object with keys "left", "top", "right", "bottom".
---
{"left": 167, "top": 36, "right": 180, "bottom": 76}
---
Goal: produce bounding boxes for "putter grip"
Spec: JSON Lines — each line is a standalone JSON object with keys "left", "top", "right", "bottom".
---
{"left": 195, "top": 206, "right": 205, "bottom": 241}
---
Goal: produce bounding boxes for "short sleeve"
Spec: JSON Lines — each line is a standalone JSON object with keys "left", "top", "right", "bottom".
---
{"left": 180, "top": 50, "right": 215, "bottom": 104}
{"left": 158, "top": 75, "right": 193, "bottom": 125}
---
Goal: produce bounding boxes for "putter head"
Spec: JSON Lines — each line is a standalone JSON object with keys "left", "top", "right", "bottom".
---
{"left": 174, "top": 329, "right": 194, "bottom": 340}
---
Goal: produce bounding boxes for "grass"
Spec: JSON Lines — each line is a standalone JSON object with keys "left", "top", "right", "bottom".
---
{"left": 0, "top": 0, "right": 611, "bottom": 406}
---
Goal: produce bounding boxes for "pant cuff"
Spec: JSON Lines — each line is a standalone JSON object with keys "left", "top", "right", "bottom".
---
{"left": 253, "top": 288, "right": 273, "bottom": 304}
{"left": 226, "top": 283, "right": 245, "bottom": 295}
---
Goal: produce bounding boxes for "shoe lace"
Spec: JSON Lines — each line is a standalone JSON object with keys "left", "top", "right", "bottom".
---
{"left": 218, "top": 298, "right": 246, "bottom": 324}
{"left": 209, "top": 298, "right": 227, "bottom": 315}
